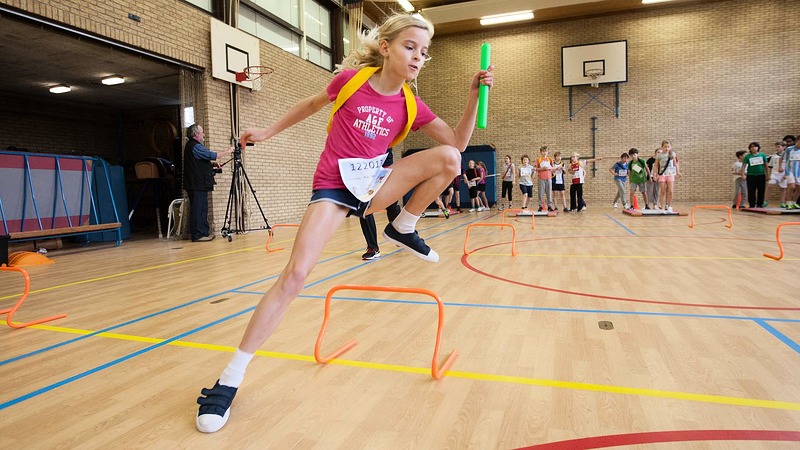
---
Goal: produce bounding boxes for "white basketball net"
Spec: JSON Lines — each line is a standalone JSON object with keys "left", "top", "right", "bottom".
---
{"left": 243, "top": 66, "right": 274, "bottom": 92}
{"left": 586, "top": 69, "right": 603, "bottom": 88}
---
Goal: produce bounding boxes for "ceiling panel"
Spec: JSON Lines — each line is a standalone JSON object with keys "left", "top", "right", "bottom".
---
{"left": 0, "top": 13, "right": 180, "bottom": 111}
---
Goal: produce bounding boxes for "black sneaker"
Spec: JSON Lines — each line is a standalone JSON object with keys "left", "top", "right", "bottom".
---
{"left": 563, "top": 208, "right": 569, "bottom": 213}
{"left": 383, "top": 223, "right": 439, "bottom": 262}
{"left": 196, "top": 380, "right": 238, "bottom": 433}
{"left": 361, "top": 248, "right": 381, "bottom": 260}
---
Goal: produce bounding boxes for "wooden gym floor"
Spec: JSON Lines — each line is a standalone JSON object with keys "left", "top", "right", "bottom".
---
{"left": 1, "top": 204, "right": 799, "bottom": 449}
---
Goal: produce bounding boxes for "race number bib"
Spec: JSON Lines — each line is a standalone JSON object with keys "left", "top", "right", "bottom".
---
{"left": 632, "top": 165, "right": 642, "bottom": 173}
{"left": 540, "top": 161, "right": 551, "bottom": 169}
{"left": 749, "top": 156, "right": 764, "bottom": 166}
{"left": 790, "top": 152, "right": 800, "bottom": 161}
{"left": 618, "top": 169, "right": 628, "bottom": 177}
{"left": 338, "top": 154, "right": 392, "bottom": 202}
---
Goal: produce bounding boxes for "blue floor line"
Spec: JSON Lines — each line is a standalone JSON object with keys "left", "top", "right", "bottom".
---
{"left": 605, "top": 213, "right": 636, "bottom": 235}
{"left": 754, "top": 319, "right": 800, "bottom": 355}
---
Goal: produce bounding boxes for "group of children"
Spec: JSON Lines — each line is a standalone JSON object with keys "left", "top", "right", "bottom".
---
{"left": 733, "top": 135, "right": 800, "bottom": 209}
{"left": 452, "top": 146, "right": 603, "bottom": 213}
{"left": 607, "top": 140, "right": 680, "bottom": 213}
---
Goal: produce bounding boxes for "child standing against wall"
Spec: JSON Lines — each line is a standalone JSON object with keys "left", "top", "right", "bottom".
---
{"left": 732, "top": 150, "right": 747, "bottom": 209}
{"left": 569, "top": 153, "right": 602, "bottom": 212}
{"left": 536, "top": 146, "right": 554, "bottom": 211}
{"left": 627, "top": 148, "right": 649, "bottom": 210}
{"left": 610, "top": 152, "right": 629, "bottom": 209}
{"left": 552, "top": 151, "right": 568, "bottom": 212}
{"left": 742, "top": 142, "right": 767, "bottom": 208}
{"left": 518, "top": 155, "right": 534, "bottom": 210}
{"left": 498, "top": 154, "right": 515, "bottom": 211}
{"left": 765, "top": 141, "right": 787, "bottom": 207}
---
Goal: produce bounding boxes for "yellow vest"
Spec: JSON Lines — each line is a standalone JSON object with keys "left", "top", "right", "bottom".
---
{"left": 327, "top": 66, "right": 417, "bottom": 149}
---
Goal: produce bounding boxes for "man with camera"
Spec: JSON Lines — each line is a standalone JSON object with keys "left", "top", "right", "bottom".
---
{"left": 184, "top": 124, "right": 233, "bottom": 242}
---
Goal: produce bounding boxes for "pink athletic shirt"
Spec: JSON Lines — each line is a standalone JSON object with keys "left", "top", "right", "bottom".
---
{"left": 313, "top": 69, "right": 437, "bottom": 190}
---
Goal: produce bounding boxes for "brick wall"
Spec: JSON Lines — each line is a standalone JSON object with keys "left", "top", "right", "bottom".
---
{"left": 406, "top": 0, "right": 800, "bottom": 205}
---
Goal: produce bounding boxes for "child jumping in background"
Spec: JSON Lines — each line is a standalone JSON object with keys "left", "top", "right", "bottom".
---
{"left": 732, "top": 150, "right": 747, "bottom": 209}
{"left": 536, "top": 146, "right": 554, "bottom": 211}
{"left": 610, "top": 152, "right": 629, "bottom": 209}
{"left": 518, "top": 155, "right": 534, "bottom": 210}
{"left": 627, "top": 148, "right": 649, "bottom": 209}
{"left": 552, "top": 151, "right": 568, "bottom": 212}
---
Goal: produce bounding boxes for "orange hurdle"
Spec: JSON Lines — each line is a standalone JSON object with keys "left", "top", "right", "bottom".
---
{"left": 464, "top": 223, "right": 518, "bottom": 256}
{"left": 264, "top": 224, "right": 300, "bottom": 252}
{"left": 0, "top": 265, "right": 67, "bottom": 329}
{"left": 501, "top": 208, "right": 535, "bottom": 229}
{"left": 763, "top": 222, "right": 800, "bottom": 261}
{"left": 314, "top": 284, "right": 458, "bottom": 380}
{"left": 688, "top": 205, "right": 733, "bottom": 229}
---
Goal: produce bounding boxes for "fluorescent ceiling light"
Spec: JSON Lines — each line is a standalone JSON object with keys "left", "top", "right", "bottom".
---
{"left": 480, "top": 10, "right": 534, "bottom": 26}
{"left": 49, "top": 84, "right": 71, "bottom": 94}
{"left": 397, "top": 0, "right": 414, "bottom": 12}
{"left": 102, "top": 76, "right": 125, "bottom": 85}
{"left": 642, "top": 0, "right": 673, "bottom": 3}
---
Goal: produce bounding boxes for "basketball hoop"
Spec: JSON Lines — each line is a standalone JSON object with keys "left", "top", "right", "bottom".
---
{"left": 586, "top": 69, "right": 603, "bottom": 88}
{"left": 235, "top": 65, "right": 274, "bottom": 91}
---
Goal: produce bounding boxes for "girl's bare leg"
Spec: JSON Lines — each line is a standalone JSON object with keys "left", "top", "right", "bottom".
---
{"left": 239, "top": 202, "right": 349, "bottom": 352}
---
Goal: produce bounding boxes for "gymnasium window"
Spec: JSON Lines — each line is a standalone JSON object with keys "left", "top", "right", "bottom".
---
{"left": 183, "top": 0, "right": 214, "bottom": 13}
{"left": 239, "top": 0, "right": 335, "bottom": 71}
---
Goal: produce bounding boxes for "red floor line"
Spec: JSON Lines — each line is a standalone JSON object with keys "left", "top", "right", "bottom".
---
{"left": 517, "top": 429, "right": 800, "bottom": 449}
{"left": 461, "top": 237, "right": 800, "bottom": 311}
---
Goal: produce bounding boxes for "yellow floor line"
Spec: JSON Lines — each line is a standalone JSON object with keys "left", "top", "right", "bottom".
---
{"left": 26, "top": 323, "right": 800, "bottom": 412}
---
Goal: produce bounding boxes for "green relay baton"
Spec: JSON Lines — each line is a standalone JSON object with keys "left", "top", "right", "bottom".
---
{"left": 477, "top": 42, "right": 491, "bottom": 129}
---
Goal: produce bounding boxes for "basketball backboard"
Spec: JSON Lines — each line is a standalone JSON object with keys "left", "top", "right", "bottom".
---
{"left": 562, "top": 40, "right": 627, "bottom": 87}
{"left": 210, "top": 18, "right": 260, "bottom": 89}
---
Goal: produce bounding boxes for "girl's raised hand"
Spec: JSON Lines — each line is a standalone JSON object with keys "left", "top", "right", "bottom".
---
{"left": 240, "top": 128, "right": 270, "bottom": 147}
{"left": 472, "top": 64, "right": 495, "bottom": 92}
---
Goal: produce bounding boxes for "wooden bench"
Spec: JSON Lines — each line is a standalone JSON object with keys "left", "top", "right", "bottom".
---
{"left": 3, "top": 223, "right": 122, "bottom": 264}
{"left": 9, "top": 223, "right": 122, "bottom": 242}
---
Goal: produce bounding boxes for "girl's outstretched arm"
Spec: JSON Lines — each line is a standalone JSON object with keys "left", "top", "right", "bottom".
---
{"left": 420, "top": 66, "right": 494, "bottom": 151}
{"left": 241, "top": 90, "right": 331, "bottom": 145}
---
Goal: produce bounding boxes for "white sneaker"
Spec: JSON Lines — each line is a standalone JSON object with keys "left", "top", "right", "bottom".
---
{"left": 477, "top": 206, "right": 485, "bottom": 211}
{"left": 667, "top": 206, "right": 674, "bottom": 213}
{"left": 654, "top": 205, "right": 662, "bottom": 210}
{"left": 579, "top": 206, "right": 587, "bottom": 211}
{"left": 469, "top": 208, "right": 476, "bottom": 212}
{"left": 624, "top": 204, "right": 631, "bottom": 210}
{"left": 613, "top": 202, "right": 619, "bottom": 208}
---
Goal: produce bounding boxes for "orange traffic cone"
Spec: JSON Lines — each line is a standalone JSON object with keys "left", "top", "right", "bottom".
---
{"left": 735, "top": 194, "right": 741, "bottom": 210}
{"left": 632, "top": 194, "right": 639, "bottom": 210}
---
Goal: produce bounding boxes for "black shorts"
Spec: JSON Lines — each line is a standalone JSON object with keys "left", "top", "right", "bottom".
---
{"left": 310, "top": 189, "right": 370, "bottom": 218}
{"left": 552, "top": 181, "right": 565, "bottom": 192}
{"left": 477, "top": 183, "right": 486, "bottom": 192}
{"left": 469, "top": 186, "right": 478, "bottom": 198}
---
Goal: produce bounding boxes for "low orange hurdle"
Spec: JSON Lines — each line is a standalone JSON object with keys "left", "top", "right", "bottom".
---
{"left": 688, "top": 205, "right": 733, "bottom": 229}
{"left": 763, "top": 222, "right": 800, "bottom": 261}
{"left": 264, "top": 224, "right": 300, "bottom": 252}
{"left": 500, "top": 208, "right": 535, "bottom": 229}
{"left": 464, "top": 223, "right": 518, "bottom": 256}
{"left": 314, "top": 284, "right": 458, "bottom": 380}
{"left": 0, "top": 265, "right": 67, "bottom": 329}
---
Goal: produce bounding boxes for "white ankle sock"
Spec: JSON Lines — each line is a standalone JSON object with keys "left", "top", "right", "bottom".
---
{"left": 392, "top": 207, "right": 419, "bottom": 234}
{"left": 219, "top": 348, "right": 254, "bottom": 388}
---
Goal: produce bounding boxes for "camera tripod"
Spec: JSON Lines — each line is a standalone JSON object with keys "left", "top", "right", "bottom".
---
{"left": 219, "top": 142, "right": 271, "bottom": 241}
